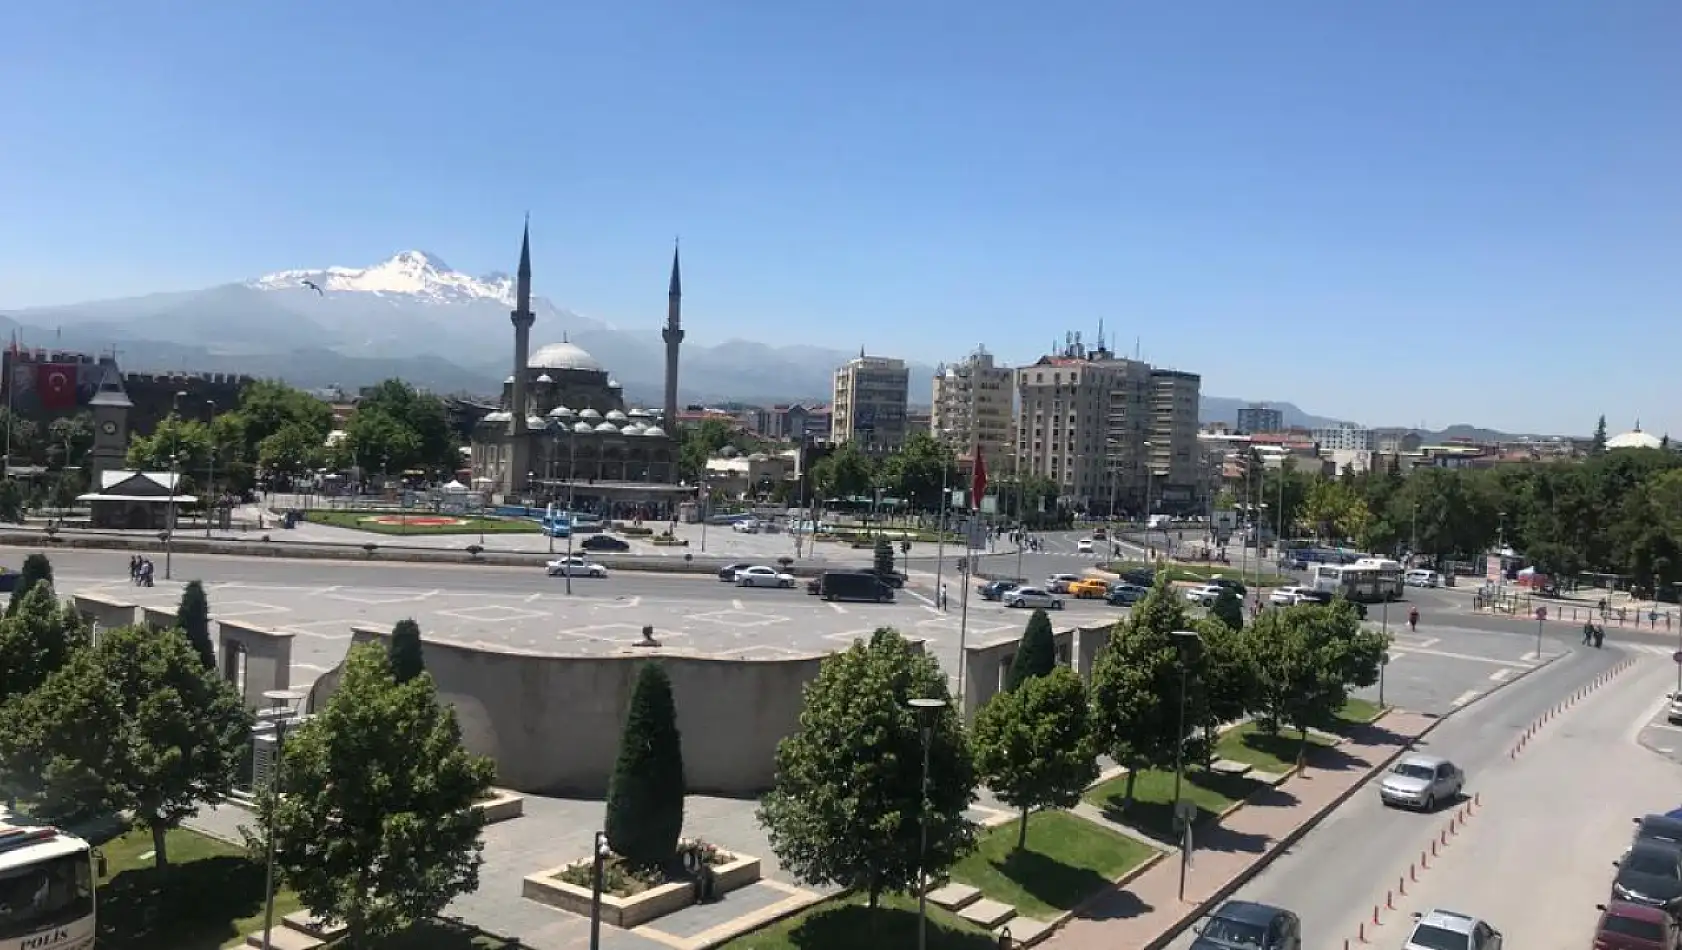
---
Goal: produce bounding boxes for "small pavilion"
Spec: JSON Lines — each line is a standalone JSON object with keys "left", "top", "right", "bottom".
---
{"left": 76, "top": 471, "right": 196, "bottom": 531}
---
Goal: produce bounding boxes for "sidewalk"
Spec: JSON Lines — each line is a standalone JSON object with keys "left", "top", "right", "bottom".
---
{"left": 1040, "top": 711, "right": 1436, "bottom": 950}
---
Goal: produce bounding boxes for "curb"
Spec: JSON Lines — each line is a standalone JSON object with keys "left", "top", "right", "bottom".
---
{"left": 1507, "top": 655, "right": 1637, "bottom": 760}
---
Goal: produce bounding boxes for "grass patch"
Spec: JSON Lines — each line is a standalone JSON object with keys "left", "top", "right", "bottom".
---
{"left": 1082, "top": 767, "right": 1262, "bottom": 844}
{"left": 1105, "top": 561, "right": 1293, "bottom": 588}
{"left": 1212, "top": 722, "right": 1335, "bottom": 773}
{"left": 302, "top": 510, "right": 540, "bottom": 536}
{"left": 1335, "top": 697, "right": 1385, "bottom": 729}
{"left": 949, "top": 811, "right": 1156, "bottom": 920}
{"left": 718, "top": 891, "right": 994, "bottom": 949}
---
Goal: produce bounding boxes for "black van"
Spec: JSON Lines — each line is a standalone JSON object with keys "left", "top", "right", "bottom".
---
{"left": 818, "top": 571, "right": 894, "bottom": 603}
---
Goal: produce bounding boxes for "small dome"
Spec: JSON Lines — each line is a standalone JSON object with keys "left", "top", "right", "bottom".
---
{"left": 504, "top": 376, "right": 516, "bottom": 384}
{"left": 579, "top": 408, "right": 602, "bottom": 421}
{"left": 605, "top": 410, "right": 628, "bottom": 422}
{"left": 484, "top": 411, "right": 511, "bottom": 424}
{"left": 748, "top": 452, "right": 771, "bottom": 462}
{"left": 643, "top": 425, "right": 668, "bottom": 439}
{"left": 608, "top": 378, "right": 622, "bottom": 389}
{"left": 528, "top": 341, "right": 602, "bottom": 372}
{"left": 548, "top": 405, "right": 574, "bottom": 417}
{"left": 628, "top": 408, "right": 651, "bottom": 419}
{"left": 536, "top": 374, "right": 553, "bottom": 384}
{"left": 621, "top": 423, "right": 647, "bottom": 436}
{"left": 573, "top": 421, "right": 594, "bottom": 434}
{"left": 1608, "top": 429, "right": 1663, "bottom": 451}
{"left": 526, "top": 415, "right": 546, "bottom": 429}
{"left": 594, "top": 422, "right": 618, "bottom": 433}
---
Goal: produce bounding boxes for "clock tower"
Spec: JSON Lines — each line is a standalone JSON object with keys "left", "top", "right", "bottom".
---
{"left": 86, "top": 363, "right": 133, "bottom": 487}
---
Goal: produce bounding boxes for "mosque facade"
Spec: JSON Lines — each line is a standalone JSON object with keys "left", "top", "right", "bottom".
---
{"left": 469, "top": 223, "right": 692, "bottom": 515}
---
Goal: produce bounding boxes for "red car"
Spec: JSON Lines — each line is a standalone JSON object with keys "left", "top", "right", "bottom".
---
{"left": 1594, "top": 901, "right": 1678, "bottom": 950}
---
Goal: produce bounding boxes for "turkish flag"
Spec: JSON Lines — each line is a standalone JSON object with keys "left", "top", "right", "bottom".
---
{"left": 970, "top": 450, "right": 987, "bottom": 512}
{"left": 36, "top": 363, "right": 77, "bottom": 411}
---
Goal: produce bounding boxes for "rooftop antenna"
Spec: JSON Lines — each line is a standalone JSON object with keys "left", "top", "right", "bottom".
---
{"left": 1135, "top": 336, "right": 1141, "bottom": 361}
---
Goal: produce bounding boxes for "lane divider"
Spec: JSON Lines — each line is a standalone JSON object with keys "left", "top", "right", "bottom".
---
{"left": 1509, "top": 657, "right": 1635, "bottom": 760}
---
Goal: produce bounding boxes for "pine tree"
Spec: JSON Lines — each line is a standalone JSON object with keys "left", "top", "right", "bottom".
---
{"left": 8, "top": 553, "right": 53, "bottom": 616}
{"left": 873, "top": 535, "right": 895, "bottom": 576}
{"left": 604, "top": 663, "right": 686, "bottom": 869}
{"left": 388, "top": 619, "right": 425, "bottom": 684}
{"left": 1591, "top": 415, "right": 1608, "bottom": 455}
{"left": 176, "top": 580, "right": 216, "bottom": 669}
{"left": 1210, "top": 587, "right": 1244, "bottom": 632}
{"left": 1004, "top": 608, "right": 1057, "bottom": 691}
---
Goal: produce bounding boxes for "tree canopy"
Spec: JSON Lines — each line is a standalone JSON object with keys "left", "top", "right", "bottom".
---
{"left": 971, "top": 665, "right": 1098, "bottom": 849}
{"left": 1003, "top": 608, "right": 1057, "bottom": 691}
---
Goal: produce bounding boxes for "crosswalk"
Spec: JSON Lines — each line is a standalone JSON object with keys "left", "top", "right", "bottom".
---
{"left": 1619, "top": 643, "right": 1680, "bottom": 658}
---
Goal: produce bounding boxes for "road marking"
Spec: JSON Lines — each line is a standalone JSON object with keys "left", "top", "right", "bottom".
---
{"left": 524, "top": 593, "right": 542, "bottom": 603}
{"left": 829, "top": 602, "right": 848, "bottom": 614}
{"left": 732, "top": 599, "right": 745, "bottom": 611}
{"left": 1450, "top": 690, "right": 1480, "bottom": 707}
{"left": 1401, "top": 646, "right": 1534, "bottom": 668}
{"left": 1520, "top": 651, "right": 1542, "bottom": 661}
{"left": 1488, "top": 668, "right": 1514, "bottom": 683}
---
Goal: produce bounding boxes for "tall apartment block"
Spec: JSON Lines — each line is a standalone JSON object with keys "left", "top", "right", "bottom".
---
{"left": 1013, "top": 331, "right": 1203, "bottom": 514}
{"left": 931, "top": 346, "right": 1013, "bottom": 479}
{"left": 1235, "top": 403, "right": 1284, "bottom": 435}
{"left": 832, "top": 352, "right": 910, "bottom": 455}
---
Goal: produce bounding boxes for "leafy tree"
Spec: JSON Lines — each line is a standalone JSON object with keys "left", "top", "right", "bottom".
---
{"left": 388, "top": 618, "right": 426, "bottom": 684}
{"left": 810, "top": 442, "right": 876, "bottom": 501}
{"left": 1301, "top": 480, "right": 1369, "bottom": 543}
{"left": 346, "top": 379, "right": 458, "bottom": 472}
{"left": 1209, "top": 587, "right": 1244, "bottom": 632}
{"left": 8, "top": 553, "right": 54, "bottom": 616}
{"left": 873, "top": 535, "right": 895, "bottom": 576}
{"left": 0, "top": 583, "right": 89, "bottom": 707}
{"left": 1591, "top": 415, "right": 1608, "bottom": 456}
{"left": 971, "top": 666, "right": 1098, "bottom": 849}
{"left": 0, "top": 407, "right": 38, "bottom": 462}
{"left": 1004, "top": 608, "right": 1057, "bottom": 691}
{"left": 257, "top": 423, "right": 325, "bottom": 477}
{"left": 46, "top": 414, "right": 93, "bottom": 470}
{"left": 126, "top": 414, "right": 215, "bottom": 473}
{"left": 604, "top": 663, "right": 686, "bottom": 868}
{"left": 0, "top": 478, "right": 21, "bottom": 523}
{"left": 264, "top": 643, "right": 494, "bottom": 942}
{"left": 875, "top": 433, "right": 959, "bottom": 511}
{"left": 1195, "top": 616, "right": 1254, "bottom": 733}
{"left": 0, "top": 624, "right": 250, "bottom": 864}
{"left": 176, "top": 580, "right": 216, "bottom": 669}
{"left": 1242, "top": 602, "right": 1387, "bottom": 759}
{"left": 758, "top": 628, "right": 976, "bottom": 909}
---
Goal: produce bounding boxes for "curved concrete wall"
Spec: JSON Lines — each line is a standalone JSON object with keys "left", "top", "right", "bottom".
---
{"left": 308, "top": 627, "right": 850, "bottom": 797}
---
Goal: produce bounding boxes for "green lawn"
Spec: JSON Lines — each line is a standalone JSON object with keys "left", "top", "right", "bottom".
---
{"left": 1082, "top": 767, "right": 1262, "bottom": 844}
{"left": 718, "top": 891, "right": 996, "bottom": 950}
{"left": 949, "top": 811, "right": 1156, "bottom": 920}
{"left": 302, "top": 509, "right": 540, "bottom": 536}
{"left": 96, "top": 826, "right": 512, "bottom": 949}
{"left": 1212, "top": 722, "right": 1336, "bottom": 773}
{"left": 1106, "top": 561, "right": 1293, "bottom": 588}
{"left": 1338, "top": 697, "right": 1384, "bottom": 725}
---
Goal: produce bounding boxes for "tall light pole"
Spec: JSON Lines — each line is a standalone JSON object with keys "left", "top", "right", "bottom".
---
{"left": 908, "top": 697, "right": 946, "bottom": 950}
{"left": 1379, "top": 597, "right": 1390, "bottom": 706}
{"left": 204, "top": 399, "right": 217, "bottom": 538}
{"left": 564, "top": 427, "right": 578, "bottom": 597}
{"left": 164, "top": 451, "right": 181, "bottom": 580}
{"left": 1170, "top": 629, "right": 1202, "bottom": 902}
{"left": 256, "top": 688, "right": 306, "bottom": 950}
{"left": 933, "top": 463, "right": 950, "bottom": 610}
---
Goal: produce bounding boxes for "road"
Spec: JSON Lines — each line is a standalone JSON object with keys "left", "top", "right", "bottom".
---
{"left": 1160, "top": 643, "right": 1674, "bottom": 950}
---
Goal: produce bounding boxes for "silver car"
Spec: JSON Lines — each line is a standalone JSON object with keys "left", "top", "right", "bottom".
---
{"left": 1380, "top": 754, "right": 1464, "bottom": 811}
{"left": 1402, "top": 909, "right": 1502, "bottom": 950}
{"left": 1006, "top": 587, "right": 1064, "bottom": 610}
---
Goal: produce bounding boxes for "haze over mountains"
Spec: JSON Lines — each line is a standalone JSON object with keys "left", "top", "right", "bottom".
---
{"left": 0, "top": 250, "right": 1484, "bottom": 434}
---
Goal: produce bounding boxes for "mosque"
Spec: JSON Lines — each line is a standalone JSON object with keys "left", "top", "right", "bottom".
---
{"left": 469, "top": 223, "right": 693, "bottom": 517}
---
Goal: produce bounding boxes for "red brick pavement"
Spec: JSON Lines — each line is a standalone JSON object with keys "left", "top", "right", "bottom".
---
{"left": 1041, "top": 711, "right": 1437, "bottom": 950}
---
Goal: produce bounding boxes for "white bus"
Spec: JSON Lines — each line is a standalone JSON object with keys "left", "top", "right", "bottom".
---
{"left": 1309, "top": 558, "right": 1404, "bottom": 604}
{"left": 0, "top": 811, "right": 96, "bottom": 950}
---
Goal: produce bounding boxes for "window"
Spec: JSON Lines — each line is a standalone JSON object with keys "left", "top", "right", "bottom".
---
{"left": 1600, "top": 915, "right": 1663, "bottom": 943}
{"left": 1404, "top": 924, "right": 1472, "bottom": 950}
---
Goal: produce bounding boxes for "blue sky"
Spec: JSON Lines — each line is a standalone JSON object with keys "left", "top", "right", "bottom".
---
{"left": 2, "top": 2, "right": 1677, "bottom": 434}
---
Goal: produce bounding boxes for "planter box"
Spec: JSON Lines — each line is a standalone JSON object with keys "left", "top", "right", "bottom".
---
{"left": 521, "top": 851, "right": 761, "bottom": 929}
{"left": 473, "top": 788, "right": 525, "bottom": 824}
{"left": 651, "top": 538, "right": 689, "bottom": 547}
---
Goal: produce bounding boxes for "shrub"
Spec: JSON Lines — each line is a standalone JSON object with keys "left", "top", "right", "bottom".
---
{"left": 604, "top": 663, "right": 686, "bottom": 869}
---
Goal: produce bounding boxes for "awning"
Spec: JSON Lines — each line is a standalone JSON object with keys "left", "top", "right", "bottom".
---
{"left": 77, "top": 493, "right": 201, "bottom": 503}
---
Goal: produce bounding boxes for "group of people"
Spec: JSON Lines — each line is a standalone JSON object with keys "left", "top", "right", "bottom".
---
{"left": 1582, "top": 621, "right": 1606, "bottom": 648}
{"left": 128, "top": 555, "right": 156, "bottom": 587}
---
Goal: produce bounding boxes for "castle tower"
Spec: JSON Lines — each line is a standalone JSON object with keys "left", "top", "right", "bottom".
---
{"left": 506, "top": 219, "right": 536, "bottom": 494}
{"left": 662, "top": 242, "right": 683, "bottom": 428}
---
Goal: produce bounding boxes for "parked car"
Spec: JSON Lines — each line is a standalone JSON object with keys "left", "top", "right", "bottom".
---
{"left": 1106, "top": 583, "right": 1148, "bottom": 607}
{"left": 1270, "top": 586, "right": 1309, "bottom": 606}
{"left": 1405, "top": 569, "right": 1442, "bottom": 588}
{"left": 1190, "top": 900, "right": 1302, "bottom": 950}
{"left": 1185, "top": 584, "right": 1224, "bottom": 606}
{"left": 978, "top": 579, "right": 1026, "bottom": 601}
{"left": 718, "top": 562, "right": 754, "bottom": 582}
{"left": 731, "top": 519, "right": 761, "bottom": 533}
{"left": 1076, "top": 538, "right": 1094, "bottom": 553}
{"left": 1120, "top": 567, "right": 1158, "bottom": 588}
{"left": 736, "top": 566, "right": 796, "bottom": 589}
{"left": 1634, "top": 814, "right": 1682, "bottom": 849}
{"left": 1401, "top": 909, "right": 1502, "bottom": 950}
{"left": 1005, "top": 587, "right": 1064, "bottom": 610}
{"left": 1069, "top": 578, "right": 1109, "bottom": 599}
{"left": 1045, "top": 573, "right": 1083, "bottom": 594}
{"left": 1594, "top": 901, "right": 1677, "bottom": 950}
{"left": 581, "top": 534, "right": 630, "bottom": 552}
{"left": 1379, "top": 754, "right": 1464, "bottom": 811}
{"left": 545, "top": 557, "right": 608, "bottom": 578}
{"left": 815, "top": 570, "right": 894, "bottom": 603}
{"left": 1613, "top": 844, "right": 1682, "bottom": 910}
{"left": 1206, "top": 575, "right": 1247, "bottom": 597}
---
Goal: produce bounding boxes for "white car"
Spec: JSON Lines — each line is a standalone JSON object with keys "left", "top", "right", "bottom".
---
{"left": 1006, "top": 587, "right": 1064, "bottom": 610}
{"left": 1185, "top": 584, "right": 1224, "bottom": 606}
{"left": 1402, "top": 909, "right": 1502, "bottom": 950}
{"left": 732, "top": 519, "right": 761, "bottom": 534}
{"left": 1076, "top": 538, "right": 1094, "bottom": 553}
{"left": 1045, "top": 573, "right": 1083, "bottom": 593}
{"left": 1269, "top": 586, "right": 1308, "bottom": 606}
{"left": 736, "top": 565, "right": 795, "bottom": 589}
{"left": 546, "top": 557, "right": 607, "bottom": 578}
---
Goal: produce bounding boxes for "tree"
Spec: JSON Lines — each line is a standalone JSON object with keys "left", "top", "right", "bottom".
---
{"left": 1004, "top": 609, "right": 1057, "bottom": 691}
{"left": 758, "top": 628, "right": 976, "bottom": 909}
{"left": 971, "top": 666, "right": 1098, "bottom": 849}
{"left": 0, "top": 624, "right": 251, "bottom": 863}
{"left": 875, "top": 433, "right": 959, "bottom": 511}
{"left": 873, "top": 535, "right": 895, "bottom": 576}
{"left": 0, "top": 583, "right": 89, "bottom": 707}
{"left": 1209, "top": 587, "right": 1244, "bottom": 632}
{"left": 257, "top": 423, "right": 324, "bottom": 477}
{"left": 176, "top": 580, "right": 216, "bottom": 669}
{"left": 1242, "top": 602, "right": 1387, "bottom": 759}
{"left": 1301, "top": 480, "right": 1369, "bottom": 543}
{"left": 346, "top": 379, "right": 458, "bottom": 472}
{"left": 1591, "top": 415, "right": 1608, "bottom": 456}
{"left": 46, "top": 414, "right": 93, "bottom": 470}
{"left": 126, "top": 414, "right": 215, "bottom": 472}
{"left": 8, "top": 553, "right": 54, "bottom": 616}
{"left": 388, "top": 618, "right": 426, "bottom": 684}
{"left": 0, "top": 478, "right": 21, "bottom": 523}
{"left": 604, "top": 663, "right": 686, "bottom": 868}
{"left": 265, "top": 643, "right": 493, "bottom": 942}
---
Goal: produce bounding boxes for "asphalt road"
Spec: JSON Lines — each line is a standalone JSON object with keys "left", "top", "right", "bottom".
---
{"left": 1161, "top": 643, "right": 1663, "bottom": 950}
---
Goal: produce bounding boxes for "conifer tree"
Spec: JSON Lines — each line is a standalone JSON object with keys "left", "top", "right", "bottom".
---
{"left": 604, "top": 663, "right": 686, "bottom": 868}
{"left": 8, "top": 553, "right": 53, "bottom": 616}
{"left": 176, "top": 580, "right": 216, "bottom": 669}
{"left": 1004, "top": 608, "right": 1057, "bottom": 691}
{"left": 388, "top": 618, "right": 425, "bottom": 684}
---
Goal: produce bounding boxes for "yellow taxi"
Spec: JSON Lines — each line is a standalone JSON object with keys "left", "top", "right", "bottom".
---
{"left": 1068, "top": 578, "right": 1110, "bottom": 599}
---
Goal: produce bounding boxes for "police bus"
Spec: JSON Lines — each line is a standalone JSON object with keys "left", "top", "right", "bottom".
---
{"left": 0, "top": 809, "right": 97, "bottom": 950}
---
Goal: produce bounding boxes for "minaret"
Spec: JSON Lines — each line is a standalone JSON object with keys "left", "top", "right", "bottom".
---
{"left": 507, "top": 218, "right": 536, "bottom": 494}
{"left": 661, "top": 241, "right": 683, "bottom": 429}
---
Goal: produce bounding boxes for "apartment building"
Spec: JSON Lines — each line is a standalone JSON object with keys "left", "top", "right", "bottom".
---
{"left": 1235, "top": 403, "right": 1284, "bottom": 435}
{"left": 832, "top": 353, "right": 910, "bottom": 455}
{"left": 1312, "top": 422, "right": 1375, "bottom": 452}
{"left": 931, "top": 347, "right": 1014, "bottom": 479}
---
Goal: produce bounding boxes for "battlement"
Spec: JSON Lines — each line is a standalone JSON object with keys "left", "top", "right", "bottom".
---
{"left": 123, "top": 371, "right": 256, "bottom": 387}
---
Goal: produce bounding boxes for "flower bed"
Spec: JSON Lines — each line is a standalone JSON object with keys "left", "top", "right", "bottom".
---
{"left": 651, "top": 536, "right": 688, "bottom": 547}
{"left": 616, "top": 524, "right": 655, "bottom": 537}
{"left": 521, "top": 840, "right": 760, "bottom": 929}
{"left": 472, "top": 788, "right": 525, "bottom": 824}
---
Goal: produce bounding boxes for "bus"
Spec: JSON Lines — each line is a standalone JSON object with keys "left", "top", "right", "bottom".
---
{"left": 0, "top": 811, "right": 97, "bottom": 950}
{"left": 1309, "top": 558, "right": 1404, "bottom": 604}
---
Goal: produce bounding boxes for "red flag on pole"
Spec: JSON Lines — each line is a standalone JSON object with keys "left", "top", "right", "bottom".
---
{"left": 36, "top": 363, "right": 77, "bottom": 411}
{"left": 970, "top": 450, "right": 987, "bottom": 512}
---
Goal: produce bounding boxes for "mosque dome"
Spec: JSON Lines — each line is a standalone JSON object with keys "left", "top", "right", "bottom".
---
{"left": 643, "top": 425, "right": 668, "bottom": 439}
{"left": 579, "top": 408, "right": 602, "bottom": 421}
{"left": 605, "top": 409, "right": 629, "bottom": 423}
{"left": 622, "top": 423, "right": 647, "bottom": 436}
{"left": 1608, "top": 428, "right": 1663, "bottom": 451}
{"left": 526, "top": 415, "right": 547, "bottom": 430}
{"left": 594, "top": 422, "right": 619, "bottom": 433}
{"left": 536, "top": 374, "right": 553, "bottom": 384}
{"left": 483, "top": 411, "right": 512, "bottom": 424}
{"left": 628, "top": 408, "right": 652, "bottom": 419}
{"left": 504, "top": 376, "right": 516, "bottom": 384}
{"left": 528, "top": 341, "right": 603, "bottom": 372}
{"left": 607, "top": 378, "right": 622, "bottom": 389}
{"left": 548, "top": 405, "right": 574, "bottom": 418}
{"left": 572, "top": 421, "right": 594, "bottom": 434}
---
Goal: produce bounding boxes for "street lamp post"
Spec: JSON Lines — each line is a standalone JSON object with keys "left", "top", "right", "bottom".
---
{"left": 1379, "top": 598, "right": 1390, "bottom": 706}
{"left": 908, "top": 697, "right": 946, "bottom": 950}
{"left": 564, "top": 428, "right": 578, "bottom": 597}
{"left": 164, "top": 451, "right": 182, "bottom": 580}
{"left": 1170, "top": 629, "right": 1202, "bottom": 902}
{"left": 933, "top": 465, "right": 949, "bottom": 611}
{"left": 589, "top": 830, "right": 611, "bottom": 950}
{"left": 256, "top": 688, "right": 306, "bottom": 950}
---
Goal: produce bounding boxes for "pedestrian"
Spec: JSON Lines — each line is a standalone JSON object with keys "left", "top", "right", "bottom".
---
{"left": 1582, "top": 622, "right": 1594, "bottom": 645}
{"left": 939, "top": 582, "right": 948, "bottom": 611}
{"left": 129, "top": 555, "right": 141, "bottom": 584}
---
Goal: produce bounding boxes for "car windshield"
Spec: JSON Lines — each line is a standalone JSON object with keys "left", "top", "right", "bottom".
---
{"left": 1603, "top": 914, "right": 1665, "bottom": 942}
{"left": 1392, "top": 764, "right": 1435, "bottom": 780}
{"left": 1405, "top": 923, "right": 1471, "bottom": 950}
{"left": 1199, "top": 916, "right": 1269, "bottom": 947}
{"left": 1625, "top": 852, "right": 1678, "bottom": 877}
{"left": 0, "top": 852, "right": 94, "bottom": 941}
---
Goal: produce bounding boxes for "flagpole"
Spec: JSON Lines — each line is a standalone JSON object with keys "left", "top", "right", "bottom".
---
{"left": 933, "top": 464, "right": 948, "bottom": 611}
{"left": 2, "top": 334, "right": 16, "bottom": 478}
{"left": 954, "top": 444, "right": 984, "bottom": 709}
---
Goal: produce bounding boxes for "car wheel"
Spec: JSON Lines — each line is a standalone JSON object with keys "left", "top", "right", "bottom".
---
{"left": 781, "top": 579, "right": 792, "bottom": 588}
{"left": 1423, "top": 795, "right": 1435, "bottom": 812}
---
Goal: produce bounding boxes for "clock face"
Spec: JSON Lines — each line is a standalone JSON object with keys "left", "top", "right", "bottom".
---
{"left": 101, "top": 420, "right": 118, "bottom": 436}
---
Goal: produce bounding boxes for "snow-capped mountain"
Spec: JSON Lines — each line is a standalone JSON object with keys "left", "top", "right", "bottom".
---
{"left": 249, "top": 250, "right": 517, "bottom": 306}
